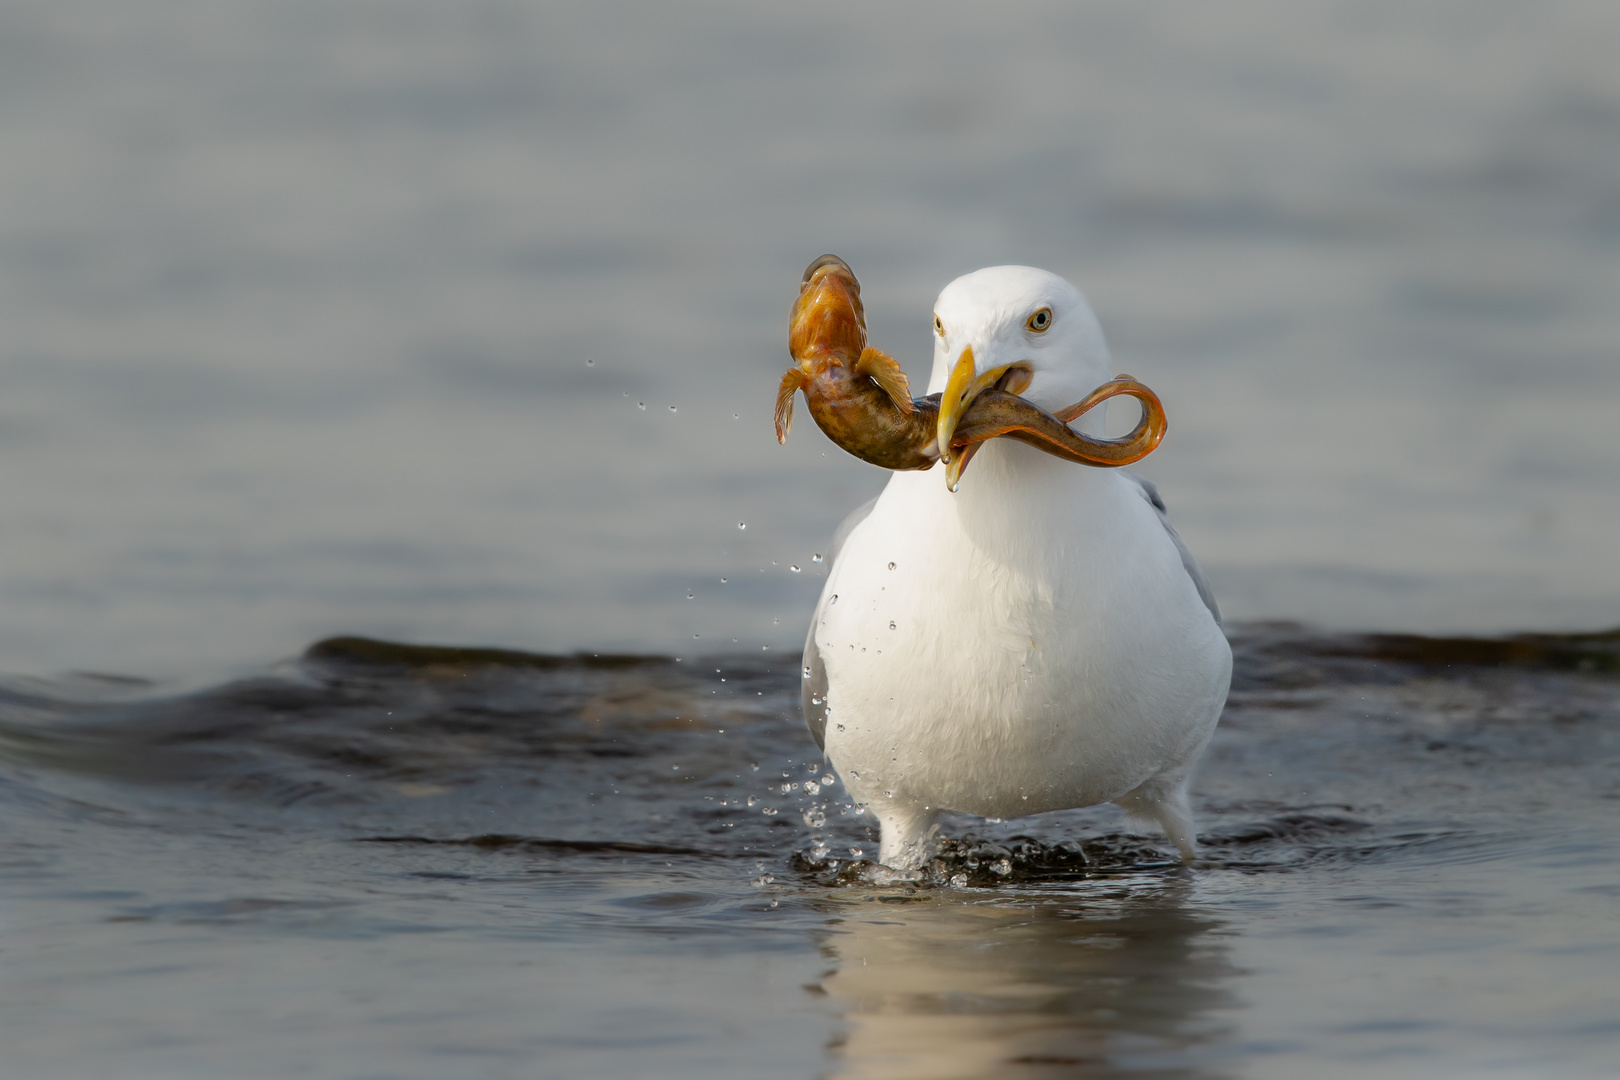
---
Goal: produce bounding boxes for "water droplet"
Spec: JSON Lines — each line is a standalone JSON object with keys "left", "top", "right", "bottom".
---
{"left": 719, "top": 577, "right": 728, "bottom": 583}
{"left": 637, "top": 402, "right": 646, "bottom": 410}
{"left": 802, "top": 665, "right": 811, "bottom": 678}
{"left": 830, "top": 594, "right": 838, "bottom": 604}
{"left": 849, "top": 770, "right": 859, "bottom": 778}
{"left": 802, "top": 780, "right": 821, "bottom": 795}
{"left": 732, "top": 412, "right": 739, "bottom": 420}
{"left": 835, "top": 723, "right": 844, "bottom": 732}
{"left": 668, "top": 405, "right": 676, "bottom": 413}
{"left": 738, "top": 521, "right": 746, "bottom": 530}
{"left": 780, "top": 782, "right": 793, "bottom": 794}
{"left": 586, "top": 358, "right": 595, "bottom": 366}
{"left": 887, "top": 562, "right": 896, "bottom": 570}
{"left": 761, "top": 807, "right": 778, "bottom": 816}
{"left": 812, "top": 553, "right": 823, "bottom": 563}
{"left": 686, "top": 590, "right": 694, "bottom": 599}
{"left": 747, "top": 795, "right": 758, "bottom": 807}
{"left": 950, "top": 872, "right": 968, "bottom": 888}
{"left": 811, "top": 696, "right": 822, "bottom": 706}
{"left": 991, "top": 858, "right": 1012, "bottom": 876}
{"left": 849, "top": 847, "right": 864, "bottom": 858}
{"left": 821, "top": 775, "right": 834, "bottom": 785}
{"left": 790, "top": 565, "right": 800, "bottom": 573}
{"left": 888, "top": 621, "right": 896, "bottom": 630}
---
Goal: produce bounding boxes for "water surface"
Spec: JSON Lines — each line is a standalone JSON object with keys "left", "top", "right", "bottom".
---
{"left": 2, "top": 4, "right": 1618, "bottom": 1075}
{"left": 3, "top": 627, "right": 1617, "bottom": 1077}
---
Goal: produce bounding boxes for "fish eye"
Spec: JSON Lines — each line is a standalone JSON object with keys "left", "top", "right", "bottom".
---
{"left": 1026, "top": 307, "right": 1053, "bottom": 333}
{"left": 933, "top": 313, "right": 945, "bottom": 337}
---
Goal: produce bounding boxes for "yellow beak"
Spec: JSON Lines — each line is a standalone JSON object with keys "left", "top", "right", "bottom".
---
{"left": 936, "top": 346, "right": 1015, "bottom": 468}
{"left": 943, "top": 442, "right": 981, "bottom": 493}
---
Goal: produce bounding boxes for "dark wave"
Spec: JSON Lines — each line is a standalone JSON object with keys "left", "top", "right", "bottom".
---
{"left": 1, "top": 624, "right": 1615, "bottom": 893}
{"left": 1229, "top": 621, "right": 1620, "bottom": 690}
{"left": 359, "top": 834, "right": 727, "bottom": 858}
{"left": 303, "top": 635, "right": 670, "bottom": 672}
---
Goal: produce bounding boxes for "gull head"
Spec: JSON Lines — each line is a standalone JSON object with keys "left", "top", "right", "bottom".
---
{"left": 929, "top": 266, "right": 1113, "bottom": 470}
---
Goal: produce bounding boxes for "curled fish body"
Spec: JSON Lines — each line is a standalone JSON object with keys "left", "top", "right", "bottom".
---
{"left": 775, "top": 255, "right": 1166, "bottom": 486}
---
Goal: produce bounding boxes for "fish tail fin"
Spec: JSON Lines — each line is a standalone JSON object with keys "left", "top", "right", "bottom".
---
{"left": 775, "top": 369, "right": 807, "bottom": 443}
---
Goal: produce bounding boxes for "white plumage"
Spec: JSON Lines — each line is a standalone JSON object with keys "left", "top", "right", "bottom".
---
{"left": 803, "top": 266, "right": 1231, "bottom": 868}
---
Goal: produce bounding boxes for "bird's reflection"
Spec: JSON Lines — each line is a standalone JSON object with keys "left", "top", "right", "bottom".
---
{"left": 809, "top": 878, "right": 1236, "bottom": 1079}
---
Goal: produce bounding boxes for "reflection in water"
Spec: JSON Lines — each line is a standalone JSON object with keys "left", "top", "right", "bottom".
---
{"left": 812, "top": 880, "right": 1235, "bottom": 1079}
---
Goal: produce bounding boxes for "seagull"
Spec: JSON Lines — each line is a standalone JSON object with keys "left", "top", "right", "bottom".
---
{"left": 802, "top": 265, "right": 1231, "bottom": 869}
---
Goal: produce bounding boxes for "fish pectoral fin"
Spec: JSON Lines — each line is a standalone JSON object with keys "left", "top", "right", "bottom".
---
{"left": 775, "top": 368, "right": 808, "bottom": 443}
{"left": 854, "top": 347, "right": 913, "bottom": 416}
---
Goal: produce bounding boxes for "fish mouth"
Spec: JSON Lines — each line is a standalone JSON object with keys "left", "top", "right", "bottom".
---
{"left": 801, "top": 254, "right": 857, "bottom": 287}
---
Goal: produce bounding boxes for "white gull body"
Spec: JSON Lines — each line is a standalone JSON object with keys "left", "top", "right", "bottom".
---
{"left": 803, "top": 266, "right": 1231, "bottom": 868}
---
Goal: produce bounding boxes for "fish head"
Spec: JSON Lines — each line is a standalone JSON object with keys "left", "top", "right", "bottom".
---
{"left": 789, "top": 254, "right": 867, "bottom": 375}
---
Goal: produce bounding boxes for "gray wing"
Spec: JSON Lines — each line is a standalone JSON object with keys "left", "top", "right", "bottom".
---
{"left": 1124, "top": 473, "right": 1221, "bottom": 625}
{"left": 802, "top": 495, "right": 878, "bottom": 750}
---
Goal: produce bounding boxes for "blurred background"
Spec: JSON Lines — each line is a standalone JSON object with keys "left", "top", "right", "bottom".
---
{"left": 1, "top": 0, "right": 1616, "bottom": 678}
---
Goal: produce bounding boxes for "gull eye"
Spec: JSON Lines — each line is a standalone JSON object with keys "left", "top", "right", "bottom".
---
{"left": 933, "top": 313, "right": 945, "bottom": 337}
{"left": 1026, "top": 307, "right": 1053, "bottom": 333}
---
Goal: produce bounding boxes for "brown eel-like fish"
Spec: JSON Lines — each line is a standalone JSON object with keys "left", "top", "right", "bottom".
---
{"left": 774, "top": 255, "right": 1166, "bottom": 489}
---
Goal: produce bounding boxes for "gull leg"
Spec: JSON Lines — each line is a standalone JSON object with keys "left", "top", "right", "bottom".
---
{"left": 1114, "top": 775, "right": 1198, "bottom": 862}
{"left": 875, "top": 802, "right": 941, "bottom": 870}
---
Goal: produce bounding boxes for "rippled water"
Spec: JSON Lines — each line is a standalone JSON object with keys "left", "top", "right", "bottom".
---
{"left": 2, "top": 2, "right": 1618, "bottom": 1075}
{"left": 4, "top": 628, "right": 1617, "bottom": 1077}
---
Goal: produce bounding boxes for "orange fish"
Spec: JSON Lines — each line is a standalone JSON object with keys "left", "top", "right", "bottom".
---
{"left": 775, "top": 255, "right": 1167, "bottom": 489}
